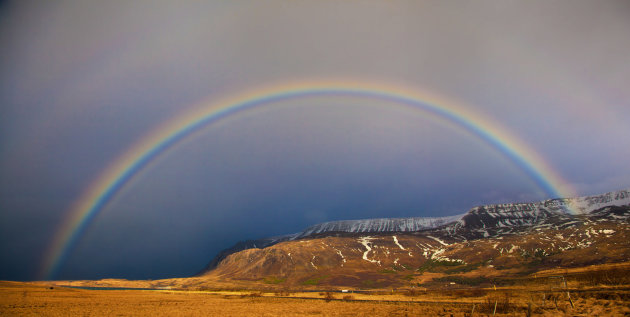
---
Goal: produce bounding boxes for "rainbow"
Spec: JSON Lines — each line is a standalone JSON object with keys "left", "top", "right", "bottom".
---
{"left": 40, "top": 80, "right": 576, "bottom": 279}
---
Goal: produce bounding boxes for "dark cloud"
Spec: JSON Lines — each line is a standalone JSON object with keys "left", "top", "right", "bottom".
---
{"left": 1, "top": 1, "right": 629, "bottom": 280}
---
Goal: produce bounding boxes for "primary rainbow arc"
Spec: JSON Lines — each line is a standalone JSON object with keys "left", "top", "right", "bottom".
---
{"left": 40, "top": 80, "right": 576, "bottom": 279}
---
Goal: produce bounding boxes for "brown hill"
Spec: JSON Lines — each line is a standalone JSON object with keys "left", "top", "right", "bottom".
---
{"left": 198, "top": 212, "right": 629, "bottom": 289}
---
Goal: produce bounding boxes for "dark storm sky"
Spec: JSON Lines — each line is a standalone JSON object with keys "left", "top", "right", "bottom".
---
{"left": 1, "top": 1, "right": 629, "bottom": 281}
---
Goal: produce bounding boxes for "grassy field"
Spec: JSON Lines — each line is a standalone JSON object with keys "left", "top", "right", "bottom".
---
{"left": 2, "top": 280, "right": 630, "bottom": 316}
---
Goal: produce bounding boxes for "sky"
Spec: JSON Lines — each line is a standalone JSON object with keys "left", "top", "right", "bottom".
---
{"left": 1, "top": 1, "right": 629, "bottom": 281}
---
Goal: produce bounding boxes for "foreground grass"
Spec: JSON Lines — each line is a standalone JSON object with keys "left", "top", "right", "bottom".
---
{"left": 0, "top": 282, "right": 465, "bottom": 317}
{"left": 1, "top": 281, "right": 630, "bottom": 316}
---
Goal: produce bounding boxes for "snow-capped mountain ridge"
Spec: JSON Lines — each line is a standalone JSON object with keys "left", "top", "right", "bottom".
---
{"left": 456, "top": 188, "right": 630, "bottom": 230}
{"left": 296, "top": 214, "right": 465, "bottom": 238}
{"left": 292, "top": 188, "right": 630, "bottom": 237}
{"left": 471, "top": 188, "right": 630, "bottom": 216}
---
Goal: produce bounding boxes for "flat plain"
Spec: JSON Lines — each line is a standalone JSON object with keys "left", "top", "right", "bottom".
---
{"left": 2, "top": 276, "right": 630, "bottom": 317}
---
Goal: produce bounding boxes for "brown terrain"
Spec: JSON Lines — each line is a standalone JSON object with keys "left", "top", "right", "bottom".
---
{"left": 198, "top": 221, "right": 630, "bottom": 290}
{"left": 12, "top": 218, "right": 628, "bottom": 316}
{"left": 2, "top": 271, "right": 630, "bottom": 317}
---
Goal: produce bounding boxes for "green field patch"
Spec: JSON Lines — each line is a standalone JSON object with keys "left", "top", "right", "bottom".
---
{"left": 302, "top": 275, "right": 327, "bottom": 285}
{"left": 361, "top": 279, "right": 376, "bottom": 288}
{"left": 401, "top": 274, "right": 415, "bottom": 281}
{"left": 261, "top": 276, "right": 286, "bottom": 284}
{"left": 444, "top": 262, "right": 483, "bottom": 274}
{"left": 417, "top": 259, "right": 464, "bottom": 273}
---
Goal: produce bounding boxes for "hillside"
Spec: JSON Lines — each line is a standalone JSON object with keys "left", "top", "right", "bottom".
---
{"left": 197, "top": 189, "right": 630, "bottom": 288}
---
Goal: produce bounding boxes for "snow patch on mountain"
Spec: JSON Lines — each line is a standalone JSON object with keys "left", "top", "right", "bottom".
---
{"left": 426, "top": 235, "right": 448, "bottom": 246}
{"left": 359, "top": 237, "right": 380, "bottom": 265}
{"left": 392, "top": 236, "right": 405, "bottom": 250}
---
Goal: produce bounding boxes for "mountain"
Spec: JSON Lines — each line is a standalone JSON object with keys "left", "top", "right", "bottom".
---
{"left": 199, "top": 215, "right": 465, "bottom": 273}
{"left": 196, "top": 189, "right": 630, "bottom": 289}
{"left": 203, "top": 189, "right": 630, "bottom": 270}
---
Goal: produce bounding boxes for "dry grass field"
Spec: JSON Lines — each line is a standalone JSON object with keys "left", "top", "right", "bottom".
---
{"left": 2, "top": 279, "right": 630, "bottom": 316}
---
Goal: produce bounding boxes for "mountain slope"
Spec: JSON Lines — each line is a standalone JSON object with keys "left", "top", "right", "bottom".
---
{"left": 202, "top": 204, "right": 629, "bottom": 288}
{"left": 196, "top": 189, "right": 630, "bottom": 288}
{"left": 203, "top": 189, "right": 630, "bottom": 272}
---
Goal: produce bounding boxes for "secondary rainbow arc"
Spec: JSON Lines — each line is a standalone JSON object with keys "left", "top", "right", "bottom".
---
{"left": 40, "top": 80, "right": 576, "bottom": 279}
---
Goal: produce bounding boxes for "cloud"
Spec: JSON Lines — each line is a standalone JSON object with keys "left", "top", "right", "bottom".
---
{"left": 1, "top": 0, "right": 629, "bottom": 280}
{"left": 567, "top": 175, "right": 630, "bottom": 197}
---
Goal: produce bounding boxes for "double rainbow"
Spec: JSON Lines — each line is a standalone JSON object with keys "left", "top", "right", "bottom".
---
{"left": 40, "top": 80, "right": 575, "bottom": 279}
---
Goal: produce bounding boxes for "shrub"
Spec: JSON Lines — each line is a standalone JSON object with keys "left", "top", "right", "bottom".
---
{"left": 324, "top": 292, "right": 335, "bottom": 302}
{"left": 274, "top": 290, "right": 292, "bottom": 296}
{"left": 479, "top": 292, "right": 513, "bottom": 314}
{"left": 573, "top": 268, "right": 630, "bottom": 286}
{"left": 240, "top": 292, "right": 262, "bottom": 298}
{"left": 404, "top": 289, "right": 424, "bottom": 297}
